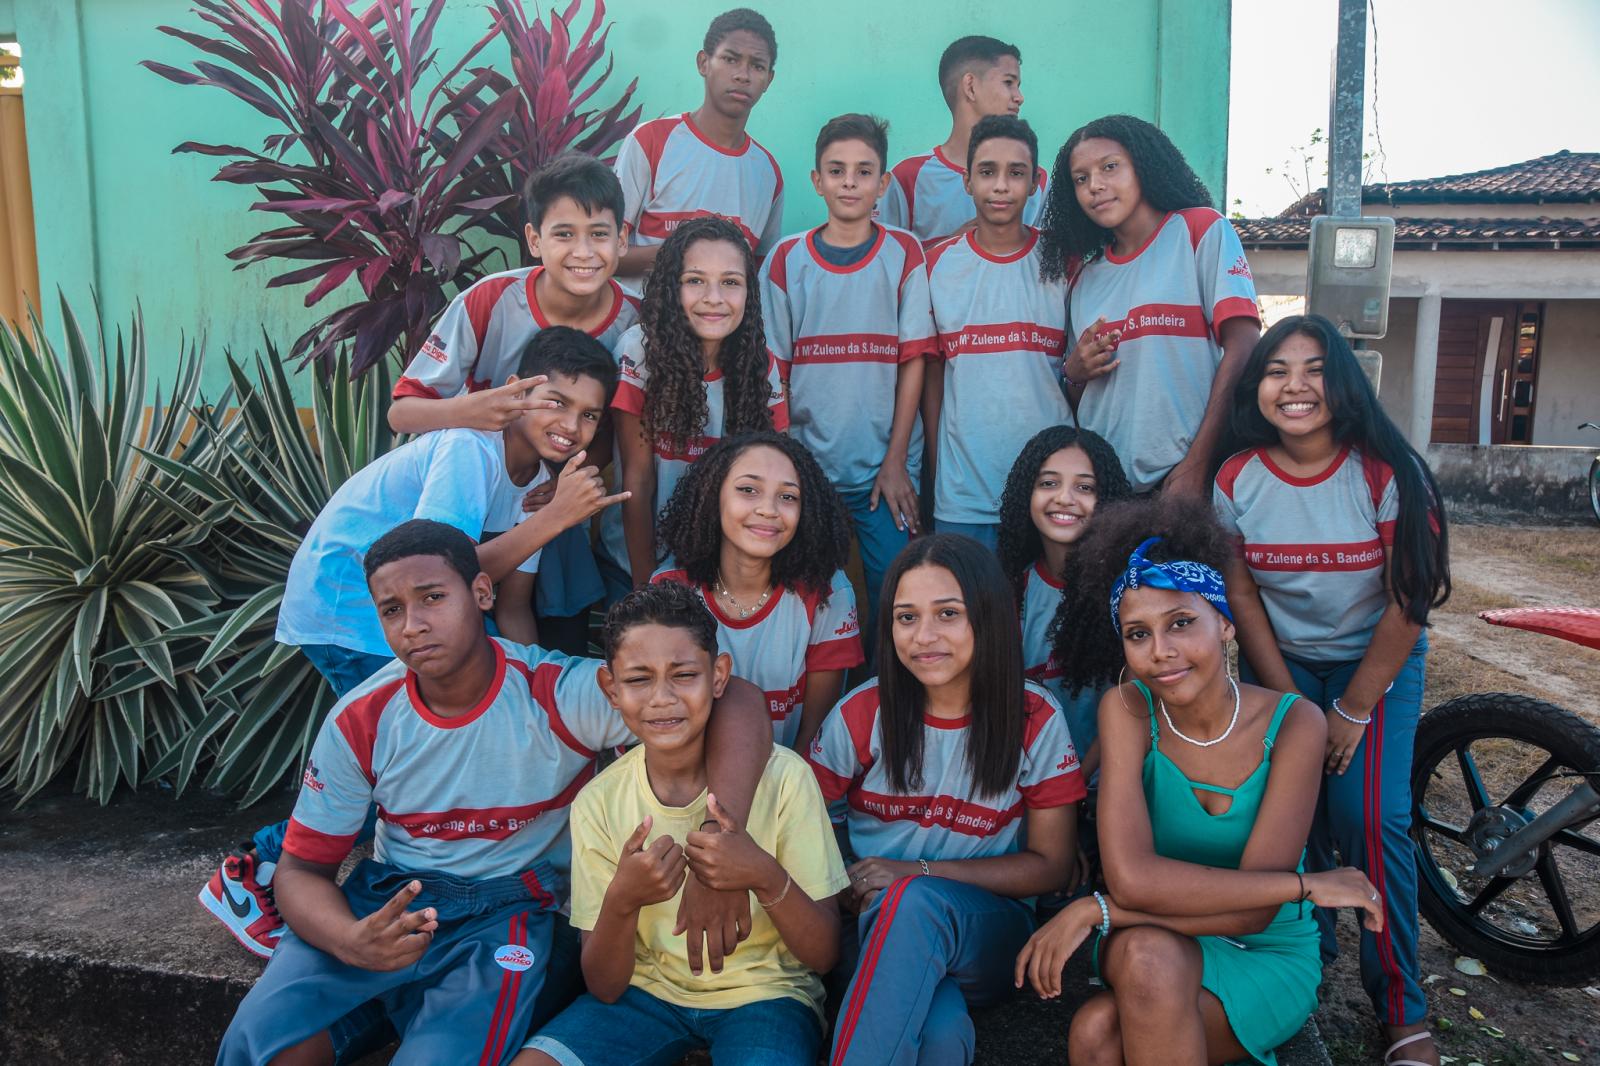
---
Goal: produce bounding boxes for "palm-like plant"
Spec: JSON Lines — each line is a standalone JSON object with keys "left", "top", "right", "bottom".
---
{"left": 0, "top": 304, "right": 220, "bottom": 804}
{"left": 145, "top": 347, "right": 395, "bottom": 805}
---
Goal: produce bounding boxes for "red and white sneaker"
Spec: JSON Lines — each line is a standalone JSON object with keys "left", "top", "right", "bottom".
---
{"left": 199, "top": 845, "right": 284, "bottom": 958}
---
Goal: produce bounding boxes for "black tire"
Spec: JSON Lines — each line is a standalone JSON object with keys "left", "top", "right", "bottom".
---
{"left": 1589, "top": 456, "right": 1600, "bottom": 525}
{"left": 1412, "top": 692, "right": 1600, "bottom": 985}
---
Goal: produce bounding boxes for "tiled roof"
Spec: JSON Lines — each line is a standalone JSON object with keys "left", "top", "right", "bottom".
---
{"left": 1281, "top": 150, "right": 1600, "bottom": 216}
{"left": 1234, "top": 215, "right": 1600, "bottom": 249}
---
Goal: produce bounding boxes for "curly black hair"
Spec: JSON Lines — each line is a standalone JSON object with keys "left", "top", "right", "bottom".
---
{"left": 656, "top": 431, "right": 852, "bottom": 602}
{"left": 1038, "top": 114, "right": 1214, "bottom": 282}
{"left": 995, "top": 425, "right": 1132, "bottom": 588}
{"left": 603, "top": 580, "right": 720, "bottom": 663}
{"left": 637, "top": 216, "right": 776, "bottom": 453}
{"left": 1049, "top": 495, "right": 1233, "bottom": 697}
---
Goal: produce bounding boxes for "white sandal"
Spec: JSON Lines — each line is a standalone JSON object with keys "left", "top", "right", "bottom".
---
{"left": 1384, "top": 1030, "right": 1436, "bottom": 1066}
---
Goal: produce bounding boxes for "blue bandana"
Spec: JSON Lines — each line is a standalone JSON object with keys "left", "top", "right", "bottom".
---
{"left": 1108, "top": 536, "right": 1233, "bottom": 634}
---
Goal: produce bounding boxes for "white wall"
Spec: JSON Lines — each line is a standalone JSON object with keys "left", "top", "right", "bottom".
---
{"left": 1532, "top": 300, "right": 1600, "bottom": 446}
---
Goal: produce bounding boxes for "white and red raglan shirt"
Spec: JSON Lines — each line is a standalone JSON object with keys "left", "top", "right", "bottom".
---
{"left": 806, "top": 678, "right": 1085, "bottom": 863}
{"left": 758, "top": 224, "right": 938, "bottom": 494}
{"left": 1070, "top": 208, "right": 1261, "bottom": 493}
{"left": 1213, "top": 445, "right": 1401, "bottom": 661}
{"left": 1020, "top": 561, "right": 1104, "bottom": 761}
{"left": 926, "top": 228, "right": 1069, "bottom": 525}
{"left": 652, "top": 567, "right": 864, "bottom": 748}
{"left": 282, "top": 640, "right": 633, "bottom": 893}
{"left": 598, "top": 324, "right": 790, "bottom": 574}
{"left": 393, "top": 266, "right": 640, "bottom": 401}
{"left": 614, "top": 113, "right": 785, "bottom": 257}
{"left": 877, "top": 147, "right": 1048, "bottom": 247}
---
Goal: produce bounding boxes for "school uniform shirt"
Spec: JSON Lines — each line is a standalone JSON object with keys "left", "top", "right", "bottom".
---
{"left": 568, "top": 745, "right": 850, "bottom": 1016}
{"left": 275, "top": 430, "right": 548, "bottom": 657}
{"left": 283, "top": 640, "right": 633, "bottom": 887}
{"left": 1020, "top": 560, "right": 1104, "bottom": 760}
{"left": 598, "top": 324, "right": 790, "bottom": 573}
{"left": 652, "top": 567, "right": 864, "bottom": 747}
{"left": 1213, "top": 444, "right": 1400, "bottom": 661}
{"left": 1070, "top": 209, "right": 1260, "bottom": 492}
{"left": 926, "top": 228, "right": 1070, "bottom": 525}
{"left": 614, "top": 113, "right": 785, "bottom": 256}
{"left": 806, "top": 678, "right": 1085, "bottom": 863}
{"left": 877, "top": 147, "right": 1048, "bottom": 247}
{"left": 393, "top": 266, "right": 640, "bottom": 400}
{"left": 758, "top": 224, "right": 938, "bottom": 494}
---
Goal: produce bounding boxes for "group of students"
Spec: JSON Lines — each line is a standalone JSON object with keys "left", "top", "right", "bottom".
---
{"left": 202, "top": 9, "right": 1454, "bottom": 1066}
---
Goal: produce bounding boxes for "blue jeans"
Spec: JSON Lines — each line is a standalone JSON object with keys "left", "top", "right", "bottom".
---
{"left": 932, "top": 520, "right": 999, "bottom": 553}
{"left": 838, "top": 487, "right": 912, "bottom": 651}
{"left": 525, "top": 985, "right": 822, "bottom": 1066}
{"left": 1244, "top": 637, "right": 1429, "bottom": 1025}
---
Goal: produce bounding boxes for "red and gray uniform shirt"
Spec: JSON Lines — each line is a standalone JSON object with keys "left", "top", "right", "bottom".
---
{"left": 758, "top": 224, "right": 938, "bottom": 493}
{"left": 877, "top": 147, "right": 1048, "bottom": 248}
{"left": 1069, "top": 209, "right": 1260, "bottom": 492}
{"left": 1213, "top": 445, "right": 1400, "bottom": 661}
{"left": 598, "top": 324, "right": 790, "bottom": 574}
{"left": 805, "top": 678, "right": 1085, "bottom": 862}
{"left": 614, "top": 113, "right": 785, "bottom": 256}
{"left": 1020, "top": 560, "right": 1102, "bottom": 760}
{"left": 282, "top": 640, "right": 633, "bottom": 890}
{"left": 652, "top": 567, "right": 864, "bottom": 748}
{"left": 394, "top": 266, "right": 640, "bottom": 400}
{"left": 926, "top": 228, "right": 1070, "bottom": 525}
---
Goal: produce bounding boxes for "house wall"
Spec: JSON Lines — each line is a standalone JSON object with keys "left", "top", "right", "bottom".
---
{"left": 1534, "top": 300, "right": 1600, "bottom": 446}
{"left": 1, "top": 0, "right": 1234, "bottom": 394}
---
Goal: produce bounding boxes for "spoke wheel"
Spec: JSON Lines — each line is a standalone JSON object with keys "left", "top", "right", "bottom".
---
{"left": 1412, "top": 692, "right": 1600, "bottom": 985}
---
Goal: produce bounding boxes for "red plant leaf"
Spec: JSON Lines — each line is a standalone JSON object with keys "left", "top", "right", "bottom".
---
{"left": 304, "top": 258, "right": 362, "bottom": 306}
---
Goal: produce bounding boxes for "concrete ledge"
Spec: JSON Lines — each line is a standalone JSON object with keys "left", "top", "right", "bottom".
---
{"left": 0, "top": 786, "right": 1329, "bottom": 1065}
{"left": 1427, "top": 442, "right": 1594, "bottom": 520}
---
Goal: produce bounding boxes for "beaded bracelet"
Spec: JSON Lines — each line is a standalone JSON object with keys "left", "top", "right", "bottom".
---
{"left": 919, "top": 858, "right": 931, "bottom": 876}
{"left": 1330, "top": 697, "right": 1373, "bottom": 725}
{"left": 1092, "top": 891, "right": 1112, "bottom": 937}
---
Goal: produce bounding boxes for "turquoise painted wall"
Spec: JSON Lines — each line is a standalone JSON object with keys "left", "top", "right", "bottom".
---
{"left": 3, "top": 0, "right": 1232, "bottom": 393}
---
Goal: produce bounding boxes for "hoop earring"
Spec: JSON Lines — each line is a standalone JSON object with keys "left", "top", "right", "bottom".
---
{"left": 1116, "top": 664, "right": 1133, "bottom": 714}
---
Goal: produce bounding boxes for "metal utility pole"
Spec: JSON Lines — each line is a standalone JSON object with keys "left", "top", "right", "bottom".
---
{"left": 1327, "top": 0, "right": 1368, "bottom": 218}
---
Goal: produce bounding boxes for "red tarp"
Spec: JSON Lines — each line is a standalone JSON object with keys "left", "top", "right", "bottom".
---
{"left": 1479, "top": 607, "right": 1600, "bottom": 651}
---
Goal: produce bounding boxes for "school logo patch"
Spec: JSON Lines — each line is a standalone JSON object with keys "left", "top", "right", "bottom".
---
{"left": 494, "top": 944, "right": 536, "bottom": 972}
{"left": 419, "top": 334, "right": 449, "bottom": 363}
{"left": 1226, "top": 255, "right": 1252, "bottom": 279}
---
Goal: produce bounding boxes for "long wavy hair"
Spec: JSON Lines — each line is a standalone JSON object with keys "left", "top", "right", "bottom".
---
{"left": 1038, "top": 114, "right": 1213, "bottom": 282}
{"left": 996, "top": 425, "right": 1132, "bottom": 590}
{"left": 876, "top": 534, "right": 1025, "bottom": 801}
{"left": 637, "top": 216, "right": 775, "bottom": 452}
{"left": 1213, "top": 314, "right": 1451, "bottom": 623}
{"left": 655, "top": 431, "right": 851, "bottom": 601}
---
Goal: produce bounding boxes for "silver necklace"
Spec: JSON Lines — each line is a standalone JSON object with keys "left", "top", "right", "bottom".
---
{"left": 1160, "top": 675, "right": 1241, "bottom": 748}
{"left": 713, "top": 574, "right": 772, "bottom": 619}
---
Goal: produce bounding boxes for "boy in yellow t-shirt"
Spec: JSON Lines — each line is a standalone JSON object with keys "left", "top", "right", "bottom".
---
{"left": 516, "top": 582, "right": 849, "bottom": 1066}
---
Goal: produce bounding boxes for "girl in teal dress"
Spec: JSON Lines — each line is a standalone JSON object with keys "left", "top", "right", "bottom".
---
{"left": 1014, "top": 496, "right": 1384, "bottom": 1065}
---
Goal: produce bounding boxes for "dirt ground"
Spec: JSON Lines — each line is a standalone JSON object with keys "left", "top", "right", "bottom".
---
{"left": 1316, "top": 521, "right": 1600, "bottom": 1066}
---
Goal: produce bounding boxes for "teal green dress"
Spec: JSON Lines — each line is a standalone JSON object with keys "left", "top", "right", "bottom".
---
{"left": 1102, "top": 683, "right": 1322, "bottom": 1065}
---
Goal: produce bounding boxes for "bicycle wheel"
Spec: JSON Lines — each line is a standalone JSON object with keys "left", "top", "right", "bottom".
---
{"left": 1411, "top": 692, "right": 1600, "bottom": 985}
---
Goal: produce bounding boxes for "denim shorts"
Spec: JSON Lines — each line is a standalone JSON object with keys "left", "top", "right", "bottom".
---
{"left": 524, "top": 985, "right": 822, "bottom": 1066}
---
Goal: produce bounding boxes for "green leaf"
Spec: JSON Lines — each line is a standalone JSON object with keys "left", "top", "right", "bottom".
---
{"left": 197, "top": 584, "right": 283, "bottom": 669}
{"left": 71, "top": 587, "right": 108, "bottom": 695}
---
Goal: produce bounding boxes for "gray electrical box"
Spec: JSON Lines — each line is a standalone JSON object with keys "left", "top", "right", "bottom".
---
{"left": 1306, "top": 215, "right": 1395, "bottom": 339}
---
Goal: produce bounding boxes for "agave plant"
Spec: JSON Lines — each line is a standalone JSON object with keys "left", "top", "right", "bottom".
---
{"left": 449, "top": 0, "right": 643, "bottom": 253}
{"left": 144, "top": 0, "right": 521, "bottom": 376}
{"left": 0, "top": 303, "right": 222, "bottom": 804}
{"left": 144, "top": 347, "right": 395, "bottom": 805}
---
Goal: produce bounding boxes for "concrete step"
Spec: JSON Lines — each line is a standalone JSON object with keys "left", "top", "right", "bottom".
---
{"left": 0, "top": 786, "right": 1330, "bottom": 1065}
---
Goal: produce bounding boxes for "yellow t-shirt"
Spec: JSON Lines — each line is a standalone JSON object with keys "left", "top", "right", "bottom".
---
{"left": 568, "top": 744, "right": 851, "bottom": 1015}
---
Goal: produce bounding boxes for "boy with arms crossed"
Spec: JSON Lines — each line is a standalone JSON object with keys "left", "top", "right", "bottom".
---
{"left": 518, "top": 582, "right": 848, "bottom": 1066}
{"left": 613, "top": 8, "right": 784, "bottom": 276}
{"left": 922, "top": 116, "right": 1069, "bottom": 550}
{"left": 878, "top": 36, "right": 1047, "bottom": 247}
{"left": 759, "top": 113, "right": 937, "bottom": 635}
{"left": 217, "top": 523, "right": 774, "bottom": 1065}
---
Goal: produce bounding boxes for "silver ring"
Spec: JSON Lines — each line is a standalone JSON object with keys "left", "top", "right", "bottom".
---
{"left": 1369, "top": 891, "right": 1379, "bottom": 902}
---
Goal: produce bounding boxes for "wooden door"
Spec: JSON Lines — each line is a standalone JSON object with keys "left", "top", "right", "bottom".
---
{"left": 1431, "top": 300, "right": 1514, "bottom": 444}
{"left": 1490, "top": 304, "right": 1543, "bottom": 444}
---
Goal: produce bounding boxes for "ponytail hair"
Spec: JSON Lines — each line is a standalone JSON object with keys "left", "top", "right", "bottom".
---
{"left": 1215, "top": 314, "right": 1451, "bottom": 623}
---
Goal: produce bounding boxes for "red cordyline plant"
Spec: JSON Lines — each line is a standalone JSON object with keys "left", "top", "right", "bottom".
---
{"left": 144, "top": 0, "right": 638, "bottom": 377}
{"left": 448, "top": 0, "right": 642, "bottom": 253}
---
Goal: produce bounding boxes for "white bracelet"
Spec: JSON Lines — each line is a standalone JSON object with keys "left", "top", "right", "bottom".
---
{"left": 918, "top": 858, "right": 931, "bottom": 876}
{"left": 757, "top": 873, "right": 792, "bottom": 909}
{"left": 1092, "top": 891, "right": 1112, "bottom": 937}
{"left": 1331, "top": 697, "right": 1373, "bottom": 725}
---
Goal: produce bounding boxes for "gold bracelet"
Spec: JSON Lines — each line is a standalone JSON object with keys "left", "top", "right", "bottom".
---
{"left": 757, "top": 873, "right": 792, "bottom": 909}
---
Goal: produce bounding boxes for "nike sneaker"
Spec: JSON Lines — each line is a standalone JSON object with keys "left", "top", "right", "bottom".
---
{"left": 199, "top": 844, "right": 284, "bottom": 958}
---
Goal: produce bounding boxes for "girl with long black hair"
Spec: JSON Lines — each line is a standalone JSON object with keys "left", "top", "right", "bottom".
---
{"left": 807, "top": 534, "right": 1082, "bottom": 1066}
{"left": 1211, "top": 314, "right": 1450, "bottom": 1066}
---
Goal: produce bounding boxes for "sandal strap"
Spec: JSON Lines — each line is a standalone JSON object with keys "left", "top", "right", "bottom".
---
{"left": 1384, "top": 1030, "right": 1433, "bottom": 1063}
